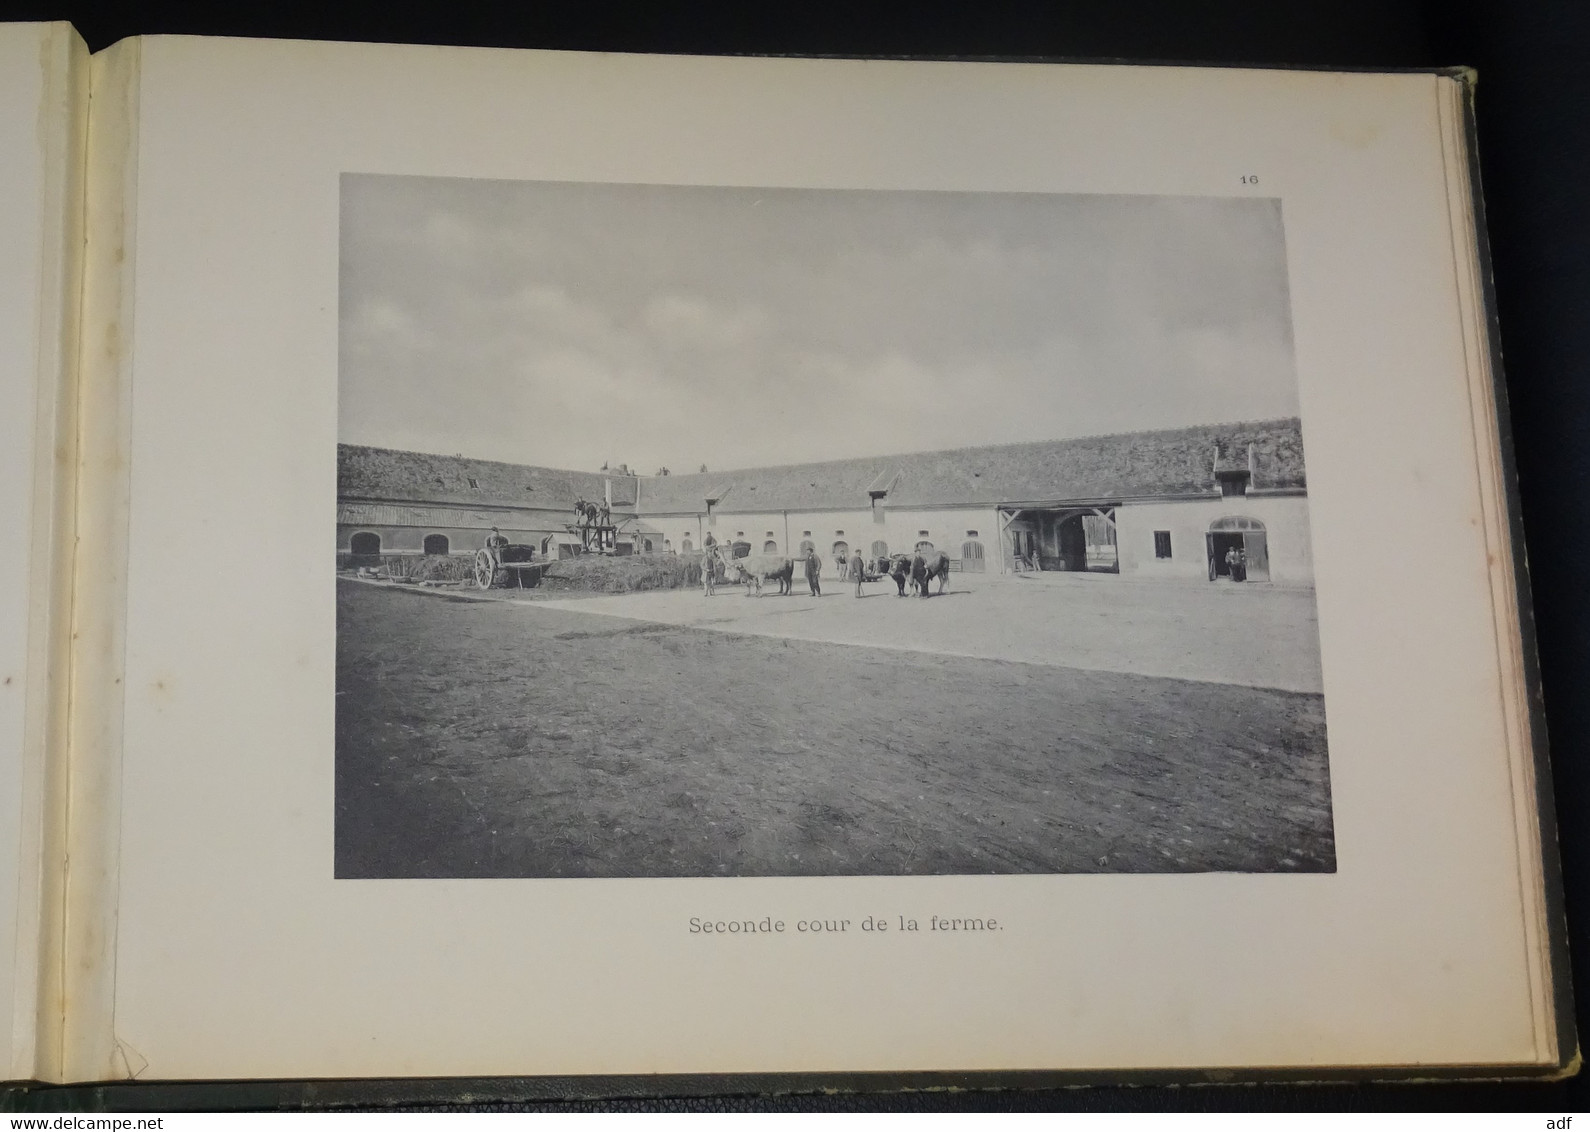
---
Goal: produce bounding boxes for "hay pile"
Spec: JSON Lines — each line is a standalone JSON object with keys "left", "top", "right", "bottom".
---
{"left": 540, "top": 555, "right": 702, "bottom": 594}
{"left": 361, "top": 554, "right": 478, "bottom": 584}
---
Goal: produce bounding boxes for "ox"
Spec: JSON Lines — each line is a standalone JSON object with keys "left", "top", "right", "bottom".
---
{"left": 730, "top": 554, "right": 796, "bottom": 596}
{"left": 887, "top": 554, "right": 912, "bottom": 597}
{"left": 910, "top": 551, "right": 951, "bottom": 597}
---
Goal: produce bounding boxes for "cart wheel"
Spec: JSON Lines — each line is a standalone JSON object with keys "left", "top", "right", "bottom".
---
{"left": 474, "top": 549, "right": 496, "bottom": 589}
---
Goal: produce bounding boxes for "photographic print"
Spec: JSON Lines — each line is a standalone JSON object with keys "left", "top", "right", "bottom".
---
{"left": 335, "top": 175, "right": 1332, "bottom": 878}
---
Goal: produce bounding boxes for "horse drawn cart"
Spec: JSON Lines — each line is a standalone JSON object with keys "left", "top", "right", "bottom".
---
{"left": 474, "top": 544, "right": 542, "bottom": 589}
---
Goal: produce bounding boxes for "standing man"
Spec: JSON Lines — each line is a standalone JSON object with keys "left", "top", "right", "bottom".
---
{"left": 851, "top": 548, "right": 866, "bottom": 597}
{"left": 804, "top": 548, "right": 823, "bottom": 596}
{"left": 701, "top": 546, "right": 717, "bottom": 596}
{"left": 1224, "top": 544, "right": 1242, "bottom": 582}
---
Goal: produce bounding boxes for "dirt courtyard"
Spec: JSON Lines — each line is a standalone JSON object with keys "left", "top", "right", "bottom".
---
{"left": 336, "top": 578, "right": 1335, "bottom": 878}
{"left": 529, "top": 570, "right": 1324, "bottom": 693}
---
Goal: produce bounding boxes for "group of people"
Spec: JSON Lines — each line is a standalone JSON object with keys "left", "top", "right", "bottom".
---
{"left": 797, "top": 548, "right": 869, "bottom": 598}
{"left": 1223, "top": 544, "right": 1250, "bottom": 582}
{"left": 701, "top": 545, "right": 939, "bottom": 599}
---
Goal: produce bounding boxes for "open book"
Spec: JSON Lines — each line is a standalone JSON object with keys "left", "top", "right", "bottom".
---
{"left": 1, "top": 20, "right": 1574, "bottom": 1087}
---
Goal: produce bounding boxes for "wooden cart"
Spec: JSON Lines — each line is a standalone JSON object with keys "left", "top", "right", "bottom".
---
{"left": 474, "top": 544, "right": 542, "bottom": 589}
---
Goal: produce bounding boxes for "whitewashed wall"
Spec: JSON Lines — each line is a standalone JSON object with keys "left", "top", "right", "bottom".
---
{"left": 649, "top": 506, "right": 1002, "bottom": 573}
{"left": 1115, "top": 494, "right": 1314, "bottom": 586}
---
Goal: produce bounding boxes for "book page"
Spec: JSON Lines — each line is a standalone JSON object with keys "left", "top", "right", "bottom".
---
{"left": 82, "top": 36, "right": 1555, "bottom": 1079}
{"left": 0, "top": 22, "right": 87, "bottom": 1083}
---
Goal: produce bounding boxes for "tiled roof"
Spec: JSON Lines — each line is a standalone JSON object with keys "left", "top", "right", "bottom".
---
{"left": 338, "top": 445, "right": 636, "bottom": 511}
{"left": 635, "top": 418, "right": 1305, "bottom": 514}
{"left": 340, "top": 419, "right": 1304, "bottom": 518}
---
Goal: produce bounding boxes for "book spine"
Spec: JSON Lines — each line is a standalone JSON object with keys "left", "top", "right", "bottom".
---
{"left": 56, "top": 36, "right": 142, "bottom": 1085}
{"left": 0, "top": 22, "right": 90, "bottom": 1086}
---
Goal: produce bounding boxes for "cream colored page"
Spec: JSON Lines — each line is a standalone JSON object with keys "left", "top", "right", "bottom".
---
{"left": 97, "top": 38, "right": 1545, "bottom": 1078}
{"left": 0, "top": 22, "right": 86, "bottom": 1082}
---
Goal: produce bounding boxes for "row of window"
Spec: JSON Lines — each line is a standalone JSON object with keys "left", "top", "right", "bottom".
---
{"left": 347, "top": 525, "right": 1243, "bottom": 562}
{"left": 691, "top": 537, "right": 986, "bottom": 562}
{"left": 699, "top": 528, "right": 980, "bottom": 552}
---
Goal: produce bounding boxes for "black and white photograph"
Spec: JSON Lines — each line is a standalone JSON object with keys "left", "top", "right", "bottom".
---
{"left": 334, "top": 174, "right": 1333, "bottom": 879}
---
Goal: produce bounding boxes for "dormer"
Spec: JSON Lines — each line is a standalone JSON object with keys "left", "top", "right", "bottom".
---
{"left": 1211, "top": 443, "right": 1257, "bottom": 498}
{"left": 703, "top": 482, "right": 732, "bottom": 516}
{"left": 866, "top": 468, "right": 900, "bottom": 502}
{"left": 866, "top": 468, "right": 900, "bottom": 519}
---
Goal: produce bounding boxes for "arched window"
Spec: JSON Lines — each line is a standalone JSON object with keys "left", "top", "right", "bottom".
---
{"left": 915, "top": 539, "right": 935, "bottom": 554}
{"left": 1209, "top": 515, "right": 1266, "bottom": 531}
{"left": 731, "top": 540, "right": 752, "bottom": 559}
{"left": 763, "top": 540, "right": 778, "bottom": 554}
{"left": 644, "top": 539, "right": 654, "bottom": 553}
{"left": 422, "top": 533, "right": 449, "bottom": 555}
{"left": 961, "top": 539, "right": 986, "bottom": 572}
{"left": 681, "top": 538, "right": 694, "bottom": 555}
{"left": 798, "top": 539, "right": 815, "bottom": 557}
{"left": 832, "top": 540, "right": 849, "bottom": 561}
{"left": 350, "top": 532, "right": 381, "bottom": 555}
{"left": 871, "top": 540, "right": 889, "bottom": 559}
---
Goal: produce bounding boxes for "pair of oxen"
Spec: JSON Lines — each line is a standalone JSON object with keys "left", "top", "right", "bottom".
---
{"left": 705, "top": 549, "right": 951, "bottom": 598}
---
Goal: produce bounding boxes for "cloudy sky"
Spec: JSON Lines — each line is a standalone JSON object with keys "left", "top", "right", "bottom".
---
{"left": 339, "top": 175, "right": 1298, "bottom": 473}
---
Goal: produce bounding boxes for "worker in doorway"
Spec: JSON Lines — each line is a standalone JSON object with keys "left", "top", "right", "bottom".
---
{"left": 1224, "top": 544, "right": 1243, "bottom": 582}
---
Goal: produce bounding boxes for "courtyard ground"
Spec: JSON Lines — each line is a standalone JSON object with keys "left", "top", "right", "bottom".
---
{"left": 336, "top": 577, "right": 1335, "bottom": 878}
{"left": 527, "top": 570, "right": 1324, "bottom": 693}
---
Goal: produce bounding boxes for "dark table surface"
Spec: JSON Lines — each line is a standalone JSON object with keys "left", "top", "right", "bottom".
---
{"left": 2, "top": 0, "right": 1587, "bottom": 1113}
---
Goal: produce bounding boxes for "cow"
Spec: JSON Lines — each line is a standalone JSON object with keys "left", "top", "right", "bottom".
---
{"left": 888, "top": 554, "right": 911, "bottom": 597}
{"left": 910, "top": 550, "right": 951, "bottom": 597}
{"left": 729, "top": 553, "right": 795, "bottom": 596}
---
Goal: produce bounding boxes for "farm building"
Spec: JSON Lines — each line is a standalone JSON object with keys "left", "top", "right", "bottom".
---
{"left": 336, "top": 446, "right": 651, "bottom": 562}
{"left": 337, "top": 417, "right": 1311, "bottom": 585}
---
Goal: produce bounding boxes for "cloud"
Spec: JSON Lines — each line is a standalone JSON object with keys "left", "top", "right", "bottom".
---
{"left": 420, "top": 211, "right": 479, "bottom": 256}
{"left": 339, "top": 177, "right": 1301, "bottom": 471}
{"left": 342, "top": 298, "right": 433, "bottom": 358}
{"left": 506, "top": 285, "right": 616, "bottom": 342}
{"left": 642, "top": 294, "right": 769, "bottom": 352}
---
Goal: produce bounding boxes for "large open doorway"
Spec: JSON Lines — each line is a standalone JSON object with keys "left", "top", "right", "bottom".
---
{"left": 1206, "top": 516, "right": 1269, "bottom": 582}
{"left": 1000, "top": 506, "right": 1119, "bottom": 572}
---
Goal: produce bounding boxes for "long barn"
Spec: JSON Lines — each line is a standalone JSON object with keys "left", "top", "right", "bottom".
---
{"left": 337, "top": 416, "right": 1311, "bottom": 585}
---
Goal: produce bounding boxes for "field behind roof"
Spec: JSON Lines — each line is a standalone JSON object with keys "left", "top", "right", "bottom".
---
{"left": 335, "top": 579, "right": 1335, "bottom": 878}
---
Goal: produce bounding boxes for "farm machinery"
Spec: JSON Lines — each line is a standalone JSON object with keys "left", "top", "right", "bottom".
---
{"left": 473, "top": 543, "right": 542, "bottom": 589}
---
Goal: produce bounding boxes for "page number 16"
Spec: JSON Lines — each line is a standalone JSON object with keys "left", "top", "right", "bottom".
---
{"left": 1241, "top": 174, "right": 1260, "bottom": 185}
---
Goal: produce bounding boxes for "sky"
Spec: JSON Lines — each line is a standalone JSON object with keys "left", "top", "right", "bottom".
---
{"left": 339, "top": 175, "right": 1299, "bottom": 474}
